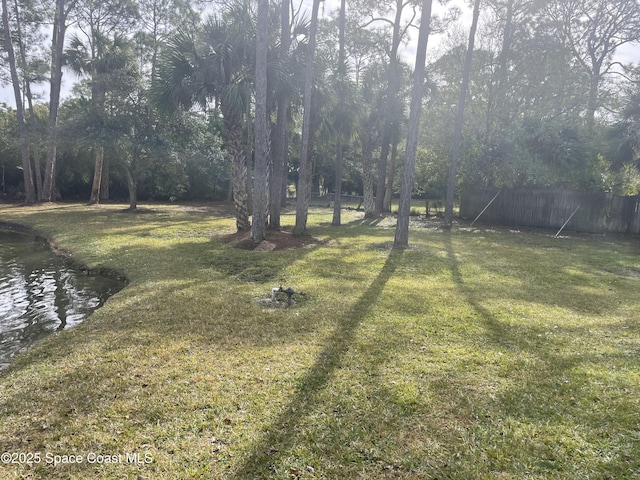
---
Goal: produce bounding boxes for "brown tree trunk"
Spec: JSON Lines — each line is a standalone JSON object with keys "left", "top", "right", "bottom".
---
{"left": 100, "top": 155, "right": 109, "bottom": 201}
{"left": 43, "top": 0, "right": 74, "bottom": 202}
{"left": 394, "top": 0, "right": 433, "bottom": 247}
{"left": 332, "top": 139, "right": 344, "bottom": 225}
{"left": 383, "top": 140, "right": 398, "bottom": 212}
{"left": 375, "top": 131, "right": 391, "bottom": 214}
{"left": 293, "top": 0, "right": 321, "bottom": 236}
{"left": 127, "top": 164, "right": 137, "bottom": 210}
{"left": 331, "top": 0, "right": 347, "bottom": 226}
{"left": 32, "top": 147, "right": 43, "bottom": 201}
{"left": 444, "top": 0, "right": 481, "bottom": 228}
{"left": 12, "top": 0, "right": 42, "bottom": 202}
{"left": 375, "top": 0, "right": 405, "bottom": 216}
{"left": 89, "top": 145, "right": 104, "bottom": 204}
{"left": 224, "top": 104, "right": 250, "bottom": 231}
{"left": 89, "top": 82, "right": 105, "bottom": 205}
{"left": 269, "top": 0, "right": 291, "bottom": 230}
{"left": 362, "top": 139, "right": 376, "bottom": 217}
{"left": 251, "top": 0, "right": 269, "bottom": 244}
{"left": 485, "top": 0, "right": 513, "bottom": 141}
{"left": 1, "top": 0, "right": 35, "bottom": 203}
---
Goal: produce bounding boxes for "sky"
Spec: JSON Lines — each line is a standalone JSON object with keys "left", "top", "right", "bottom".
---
{"left": 1, "top": 0, "right": 639, "bottom": 107}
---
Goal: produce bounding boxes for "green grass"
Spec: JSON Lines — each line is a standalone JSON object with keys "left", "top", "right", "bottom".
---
{"left": 0, "top": 202, "right": 639, "bottom": 479}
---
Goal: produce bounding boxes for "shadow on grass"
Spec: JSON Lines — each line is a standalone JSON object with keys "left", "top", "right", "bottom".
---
{"left": 230, "top": 247, "right": 405, "bottom": 479}
{"left": 442, "top": 232, "right": 640, "bottom": 476}
{"left": 341, "top": 216, "right": 387, "bottom": 228}
{"left": 308, "top": 218, "right": 397, "bottom": 248}
{"left": 0, "top": 225, "right": 326, "bottom": 417}
{"left": 443, "top": 231, "right": 579, "bottom": 355}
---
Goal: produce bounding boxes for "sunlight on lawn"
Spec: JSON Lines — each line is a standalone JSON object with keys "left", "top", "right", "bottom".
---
{"left": 0, "top": 202, "right": 638, "bottom": 479}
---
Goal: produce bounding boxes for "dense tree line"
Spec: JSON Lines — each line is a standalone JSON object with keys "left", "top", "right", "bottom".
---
{"left": 1, "top": 0, "right": 639, "bottom": 243}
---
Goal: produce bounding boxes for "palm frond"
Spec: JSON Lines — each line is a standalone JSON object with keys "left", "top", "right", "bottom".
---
{"left": 65, "top": 34, "right": 91, "bottom": 76}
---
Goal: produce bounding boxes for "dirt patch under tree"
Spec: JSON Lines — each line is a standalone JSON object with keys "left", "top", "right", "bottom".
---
{"left": 220, "top": 228, "right": 324, "bottom": 251}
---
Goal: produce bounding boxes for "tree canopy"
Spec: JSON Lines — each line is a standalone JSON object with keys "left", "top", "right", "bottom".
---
{"left": 1, "top": 0, "right": 639, "bottom": 240}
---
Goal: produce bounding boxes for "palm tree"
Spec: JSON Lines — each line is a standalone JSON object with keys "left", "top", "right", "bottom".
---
{"left": 66, "top": 0, "right": 139, "bottom": 203}
{"left": 251, "top": 0, "right": 269, "bottom": 243}
{"left": 66, "top": 32, "right": 134, "bottom": 204}
{"left": 156, "top": 9, "right": 253, "bottom": 230}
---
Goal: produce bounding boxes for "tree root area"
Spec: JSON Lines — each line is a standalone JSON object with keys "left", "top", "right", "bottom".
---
{"left": 221, "top": 228, "right": 324, "bottom": 251}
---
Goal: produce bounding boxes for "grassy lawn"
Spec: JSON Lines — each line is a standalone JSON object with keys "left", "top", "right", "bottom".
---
{"left": 0, "top": 202, "right": 639, "bottom": 480}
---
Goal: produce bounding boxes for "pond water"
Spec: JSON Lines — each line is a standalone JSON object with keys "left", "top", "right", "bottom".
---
{"left": 0, "top": 229, "right": 126, "bottom": 371}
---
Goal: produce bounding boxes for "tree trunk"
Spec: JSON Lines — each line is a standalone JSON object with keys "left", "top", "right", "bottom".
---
{"left": 281, "top": 132, "right": 289, "bottom": 206}
{"left": 89, "top": 81, "right": 106, "bottom": 205}
{"left": 362, "top": 139, "right": 376, "bottom": 217}
{"left": 32, "top": 147, "right": 43, "bottom": 201}
{"left": 485, "top": 0, "right": 513, "bottom": 141}
{"left": 1, "top": 0, "right": 35, "bottom": 203}
{"left": 14, "top": 1, "right": 42, "bottom": 201}
{"left": 43, "top": 141, "right": 58, "bottom": 201}
{"left": 586, "top": 70, "right": 600, "bottom": 131}
{"left": 270, "top": 99, "right": 287, "bottom": 229}
{"left": 332, "top": 139, "right": 344, "bottom": 225}
{"left": 331, "top": 0, "right": 347, "bottom": 227}
{"left": 89, "top": 145, "right": 104, "bottom": 204}
{"left": 44, "top": 0, "right": 75, "bottom": 202}
{"left": 226, "top": 161, "right": 234, "bottom": 202}
{"left": 293, "top": 0, "right": 321, "bottom": 236}
{"left": 251, "top": 0, "right": 269, "bottom": 244}
{"left": 127, "top": 162, "right": 137, "bottom": 210}
{"left": 12, "top": 0, "right": 42, "bottom": 201}
{"left": 100, "top": 155, "right": 109, "bottom": 201}
{"left": 444, "top": 0, "right": 481, "bottom": 228}
{"left": 224, "top": 104, "right": 250, "bottom": 230}
{"left": 394, "top": 0, "right": 433, "bottom": 247}
{"left": 383, "top": 140, "right": 398, "bottom": 211}
{"left": 269, "top": 0, "right": 291, "bottom": 230}
{"left": 375, "top": 0, "right": 404, "bottom": 216}
{"left": 245, "top": 96, "right": 253, "bottom": 214}
{"left": 375, "top": 130, "right": 391, "bottom": 214}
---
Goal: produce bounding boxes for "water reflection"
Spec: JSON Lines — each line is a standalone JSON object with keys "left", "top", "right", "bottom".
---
{"left": 0, "top": 229, "right": 125, "bottom": 370}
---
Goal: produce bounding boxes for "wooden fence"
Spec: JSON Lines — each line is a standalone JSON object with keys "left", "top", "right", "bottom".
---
{"left": 460, "top": 187, "right": 640, "bottom": 234}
